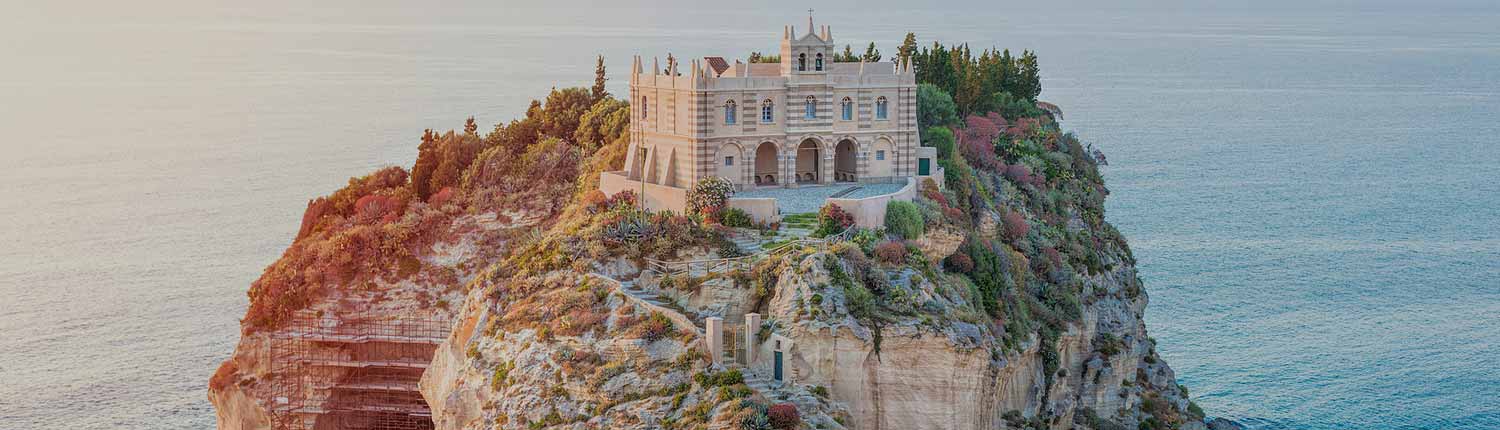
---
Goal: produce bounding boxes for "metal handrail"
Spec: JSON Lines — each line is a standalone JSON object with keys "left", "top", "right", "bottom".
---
{"left": 644, "top": 226, "right": 857, "bottom": 277}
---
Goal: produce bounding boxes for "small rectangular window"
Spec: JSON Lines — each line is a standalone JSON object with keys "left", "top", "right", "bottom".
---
{"left": 876, "top": 150, "right": 886, "bottom": 161}
{"left": 724, "top": 156, "right": 734, "bottom": 166}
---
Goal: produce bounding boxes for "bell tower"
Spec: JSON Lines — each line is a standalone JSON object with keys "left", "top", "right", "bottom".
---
{"left": 781, "top": 9, "right": 834, "bottom": 76}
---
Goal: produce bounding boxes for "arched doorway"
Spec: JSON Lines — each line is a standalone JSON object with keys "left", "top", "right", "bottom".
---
{"left": 754, "top": 142, "right": 779, "bottom": 186}
{"left": 795, "top": 139, "right": 820, "bottom": 184}
{"left": 834, "top": 139, "right": 857, "bottom": 182}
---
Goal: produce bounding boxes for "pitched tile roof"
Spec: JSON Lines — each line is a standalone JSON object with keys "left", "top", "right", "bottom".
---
{"left": 703, "top": 57, "right": 730, "bottom": 76}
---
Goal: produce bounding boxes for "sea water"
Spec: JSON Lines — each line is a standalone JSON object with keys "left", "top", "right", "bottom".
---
{"left": 1, "top": 2, "right": 1495, "bottom": 429}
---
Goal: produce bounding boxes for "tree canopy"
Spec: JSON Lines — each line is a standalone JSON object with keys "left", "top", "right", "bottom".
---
{"left": 908, "top": 37, "right": 1042, "bottom": 116}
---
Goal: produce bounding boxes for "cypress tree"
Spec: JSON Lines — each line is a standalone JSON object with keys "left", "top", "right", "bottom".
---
{"left": 591, "top": 55, "right": 609, "bottom": 102}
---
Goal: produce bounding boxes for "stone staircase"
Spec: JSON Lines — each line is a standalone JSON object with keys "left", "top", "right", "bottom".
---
{"left": 729, "top": 232, "right": 766, "bottom": 254}
{"left": 593, "top": 274, "right": 705, "bottom": 334}
{"left": 743, "top": 371, "right": 780, "bottom": 396}
{"left": 778, "top": 213, "right": 819, "bottom": 240}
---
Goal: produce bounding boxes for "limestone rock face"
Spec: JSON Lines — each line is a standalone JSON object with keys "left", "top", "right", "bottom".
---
{"left": 1207, "top": 417, "right": 1248, "bottom": 430}
{"left": 740, "top": 241, "right": 1198, "bottom": 430}
{"left": 421, "top": 269, "right": 848, "bottom": 430}
{"left": 207, "top": 210, "right": 516, "bottom": 430}
{"left": 914, "top": 226, "right": 966, "bottom": 263}
{"left": 207, "top": 337, "right": 273, "bottom": 430}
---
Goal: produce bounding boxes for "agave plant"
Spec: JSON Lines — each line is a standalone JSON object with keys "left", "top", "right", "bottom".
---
{"left": 603, "top": 213, "right": 653, "bottom": 242}
{"left": 739, "top": 412, "right": 771, "bottom": 430}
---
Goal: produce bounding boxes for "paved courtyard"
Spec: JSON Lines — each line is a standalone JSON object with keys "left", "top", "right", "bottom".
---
{"left": 736, "top": 182, "right": 907, "bottom": 214}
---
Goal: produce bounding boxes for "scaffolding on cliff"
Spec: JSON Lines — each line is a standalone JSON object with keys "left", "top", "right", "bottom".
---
{"left": 268, "top": 311, "right": 450, "bottom": 430}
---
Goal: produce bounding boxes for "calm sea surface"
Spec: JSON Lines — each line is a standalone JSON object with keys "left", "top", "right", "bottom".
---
{"left": 2, "top": 2, "right": 1496, "bottom": 429}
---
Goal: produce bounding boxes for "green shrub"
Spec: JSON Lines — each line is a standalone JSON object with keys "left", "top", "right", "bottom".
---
{"left": 694, "top": 369, "right": 744, "bottom": 387}
{"left": 884, "top": 200, "right": 924, "bottom": 239}
{"left": 844, "top": 282, "right": 876, "bottom": 320}
{"left": 917, "top": 83, "right": 959, "bottom": 129}
{"left": 922, "top": 126, "right": 956, "bottom": 161}
{"left": 491, "top": 360, "right": 515, "bottom": 391}
{"left": 1094, "top": 332, "right": 1124, "bottom": 357}
{"left": 720, "top": 207, "right": 754, "bottom": 228}
{"left": 739, "top": 410, "right": 772, "bottom": 430}
{"left": 634, "top": 311, "right": 675, "bottom": 341}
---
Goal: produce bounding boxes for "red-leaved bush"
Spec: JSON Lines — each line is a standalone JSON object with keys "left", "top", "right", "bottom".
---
{"left": 958, "top": 114, "right": 1003, "bottom": 170}
{"left": 1007, "top": 117, "right": 1041, "bottom": 139}
{"left": 1002, "top": 209, "right": 1029, "bottom": 242}
{"left": 985, "top": 112, "right": 1009, "bottom": 129}
{"left": 296, "top": 198, "right": 331, "bottom": 241}
{"left": 1044, "top": 246, "right": 1063, "bottom": 268}
{"left": 874, "top": 241, "right": 908, "bottom": 264}
{"left": 605, "top": 190, "right": 636, "bottom": 209}
{"left": 944, "top": 206, "right": 966, "bottom": 222}
{"left": 945, "top": 252, "right": 975, "bottom": 273}
{"left": 427, "top": 186, "right": 455, "bottom": 207}
{"left": 580, "top": 189, "right": 607, "bottom": 211}
{"left": 817, "top": 203, "right": 855, "bottom": 235}
{"left": 354, "top": 194, "right": 404, "bottom": 223}
{"left": 768, "top": 403, "right": 800, "bottom": 430}
{"left": 1003, "top": 164, "right": 1047, "bottom": 188}
{"left": 922, "top": 180, "right": 949, "bottom": 207}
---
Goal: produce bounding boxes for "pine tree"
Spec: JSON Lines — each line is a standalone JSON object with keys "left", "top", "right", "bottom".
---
{"left": 898, "top": 32, "right": 918, "bottom": 68}
{"left": 591, "top": 55, "right": 609, "bottom": 102}
{"left": 464, "top": 117, "right": 477, "bottom": 135}
{"left": 835, "top": 44, "right": 858, "bottom": 62}
{"left": 1019, "top": 50, "right": 1041, "bottom": 101}
{"left": 411, "top": 129, "right": 438, "bottom": 198}
{"left": 862, "top": 42, "right": 882, "bottom": 63}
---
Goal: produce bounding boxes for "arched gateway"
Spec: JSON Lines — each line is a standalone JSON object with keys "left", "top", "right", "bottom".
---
{"left": 754, "top": 141, "right": 779, "bottom": 185}
{"left": 834, "top": 139, "right": 857, "bottom": 182}
{"left": 795, "top": 139, "right": 820, "bottom": 184}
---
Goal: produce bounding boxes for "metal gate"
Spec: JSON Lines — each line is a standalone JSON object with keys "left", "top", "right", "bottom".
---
{"left": 722, "top": 322, "right": 746, "bottom": 366}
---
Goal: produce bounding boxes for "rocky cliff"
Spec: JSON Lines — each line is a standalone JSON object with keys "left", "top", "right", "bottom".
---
{"left": 210, "top": 84, "right": 1230, "bottom": 430}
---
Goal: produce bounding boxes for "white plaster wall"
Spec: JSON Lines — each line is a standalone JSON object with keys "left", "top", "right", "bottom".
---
{"left": 827, "top": 177, "right": 917, "bottom": 228}
{"left": 599, "top": 171, "right": 687, "bottom": 213}
{"left": 727, "top": 197, "right": 778, "bottom": 224}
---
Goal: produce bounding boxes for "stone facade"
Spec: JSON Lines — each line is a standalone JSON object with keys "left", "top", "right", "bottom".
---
{"left": 621, "top": 18, "right": 920, "bottom": 199}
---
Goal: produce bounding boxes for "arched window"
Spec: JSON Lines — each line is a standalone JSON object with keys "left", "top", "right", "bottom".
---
{"left": 840, "top": 97, "right": 853, "bottom": 121}
{"left": 642, "top": 96, "right": 649, "bottom": 120}
{"left": 761, "top": 99, "right": 774, "bottom": 123}
{"left": 798, "top": 53, "right": 806, "bottom": 71}
{"left": 725, "top": 100, "right": 737, "bottom": 125}
{"left": 815, "top": 53, "right": 824, "bottom": 71}
{"left": 804, "top": 96, "right": 817, "bottom": 119}
{"left": 875, "top": 96, "right": 889, "bottom": 120}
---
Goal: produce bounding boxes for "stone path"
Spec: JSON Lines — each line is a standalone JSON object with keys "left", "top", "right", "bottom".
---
{"left": 736, "top": 184, "right": 856, "bottom": 214}
{"left": 842, "top": 182, "right": 906, "bottom": 198}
